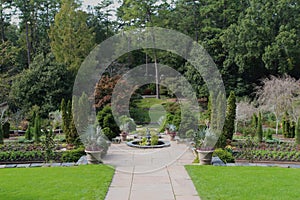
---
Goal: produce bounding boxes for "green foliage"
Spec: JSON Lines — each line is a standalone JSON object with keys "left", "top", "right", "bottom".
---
{"left": 9, "top": 54, "right": 73, "bottom": 117}
{"left": 223, "top": 91, "right": 237, "bottom": 141}
{"left": 251, "top": 113, "right": 258, "bottom": 129}
{"left": 33, "top": 115, "right": 41, "bottom": 143}
{"left": 213, "top": 148, "right": 235, "bottom": 163}
{"left": 97, "top": 105, "right": 120, "bottom": 140}
{"left": 296, "top": 118, "right": 300, "bottom": 145}
{"left": 25, "top": 122, "right": 32, "bottom": 140}
{"left": 42, "top": 128, "right": 55, "bottom": 163}
{"left": 61, "top": 99, "right": 68, "bottom": 137}
{"left": 2, "top": 122, "right": 10, "bottom": 138}
{"left": 257, "top": 112, "right": 263, "bottom": 142}
{"left": 0, "top": 125, "right": 3, "bottom": 144}
{"left": 151, "top": 134, "right": 159, "bottom": 146}
{"left": 102, "top": 127, "right": 114, "bottom": 142}
{"left": 49, "top": 0, "right": 95, "bottom": 73}
{"left": 282, "top": 112, "right": 295, "bottom": 138}
{"left": 264, "top": 129, "right": 273, "bottom": 140}
{"left": 61, "top": 147, "right": 85, "bottom": 163}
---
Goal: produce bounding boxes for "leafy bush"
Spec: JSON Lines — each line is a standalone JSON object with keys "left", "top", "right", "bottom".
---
{"left": 213, "top": 148, "right": 235, "bottom": 163}
{"left": 102, "top": 127, "right": 115, "bottom": 141}
{"left": 151, "top": 134, "right": 159, "bottom": 146}
{"left": 264, "top": 129, "right": 273, "bottom": 140}
{"left": 61, "top": 147, "right": 85, "bottom": 162}
{"left": 0, "top": 151, "right": 44, "bottom": 162}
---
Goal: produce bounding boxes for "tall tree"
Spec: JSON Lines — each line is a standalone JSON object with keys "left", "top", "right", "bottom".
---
{"left": 117, "top": 0, "right": 170, "bottom": 99}
{"left": 49, "top": 0, "right": 95, "bottom": 73}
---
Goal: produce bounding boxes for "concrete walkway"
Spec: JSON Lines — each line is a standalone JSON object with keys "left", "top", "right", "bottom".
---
{"left": 103, "top": 139, "right": 201, "bottom": 200}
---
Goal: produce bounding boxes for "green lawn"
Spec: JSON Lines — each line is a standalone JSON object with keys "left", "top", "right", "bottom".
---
{"left": 186, "top": 166, "right": 300, "bottom": 200}
{"left": 0, "top": 165, "right": 114, "bottom": 200}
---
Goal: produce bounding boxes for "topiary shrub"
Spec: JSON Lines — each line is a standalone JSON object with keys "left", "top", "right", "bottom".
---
{"left": 213, "top": 148, "right": 235, "bottom": 163}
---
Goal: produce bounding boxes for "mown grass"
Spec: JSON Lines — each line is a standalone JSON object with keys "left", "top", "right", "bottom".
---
{"left": 0, "top": 165, "right": 114, "bottom": 200}
{"left": 131, "top": 98, "right": 167, "bottom": 125}
{"left": 186, "top": 165, "right": 300, "bottom": 200}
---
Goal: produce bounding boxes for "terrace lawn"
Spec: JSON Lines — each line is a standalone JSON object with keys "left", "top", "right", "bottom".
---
{"left": 0, "top": 165, "right": 114, "bottom": 200}
{"left": 186, "top": 166, "right": 300, "bottom": 200}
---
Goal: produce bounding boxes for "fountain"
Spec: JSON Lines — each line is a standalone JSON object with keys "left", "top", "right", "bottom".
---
{"left": 126, "top": 128, "right": 171, "bottom": 149}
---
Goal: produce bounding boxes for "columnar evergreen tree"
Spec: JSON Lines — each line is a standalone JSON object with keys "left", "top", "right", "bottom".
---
{"left": 61, "top": 98, "right": 69, "bottom": 138}
{"left": 25, "top": 122, "right": 32, "bottom": 140}
{"left": 257, "top": 112, "right": 263, "bottom": 143}
{"left": 296, "top": 117, "right": 300, "bottom": 145}
{"left": 2, "top": 121, "right": 9, "bottom": 138}
{"left": 223, "top": 91, "right": 237, "bottom": 140}
{"left": 251, "top": 113, "right": 258, "bottom": 129}
{"left": 215, "top": 92, "right": 226, "bottom": 148}
{"left": 33, "top": 114, "right": 41, "bottom": 143}
{"left": 0, "top": 124, "right": 3, "bottom": 144}
{"left": 64, "top": 99, "right": 80, "bottom": 145}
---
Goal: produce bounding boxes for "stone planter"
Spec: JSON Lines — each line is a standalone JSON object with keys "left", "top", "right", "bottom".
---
{"left": 169, "top": 132, "right": 176, "bottom": 141}
{"left": 197, "top": 150, "right": 214, "bottom": 165}
{"left": 85, "top": 150, "right": 103, "bottom": 164}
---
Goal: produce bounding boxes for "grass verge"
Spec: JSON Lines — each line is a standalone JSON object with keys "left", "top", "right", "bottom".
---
{"left": 0, "top": 165, "right": 114, "bottom": 200}
{"left": 185, "top": 165, "right": 300, "bottom": 200}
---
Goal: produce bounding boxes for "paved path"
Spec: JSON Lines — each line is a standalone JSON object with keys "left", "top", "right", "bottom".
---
{"left": 103, "top": 139, "right": 201, "bottom": 200}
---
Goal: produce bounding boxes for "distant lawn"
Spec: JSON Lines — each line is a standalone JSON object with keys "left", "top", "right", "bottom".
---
{"left": 131, "top": 98, "right": 167, "bottom": 125}
{"left": 186, "top": 166, "right": 300, "bottom": 200}
{"left": 0, "top": 165, "right": 114, "bottom": 200}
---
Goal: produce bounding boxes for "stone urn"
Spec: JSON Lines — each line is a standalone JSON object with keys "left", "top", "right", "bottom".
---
{"left": 85, "top": 150, "right": 103, "bottom": 164}
{"left": 197, "top": 150, "right": 214, "bottom": 165}
{"left": 120, "top": 132, "right": 128, "bottom": 142}
{"left": 169, "top": 132, "right": 176, "bottom": 141}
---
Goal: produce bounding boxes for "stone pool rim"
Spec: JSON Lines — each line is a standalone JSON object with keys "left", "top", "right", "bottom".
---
{"left": 126, "top": 140, "right": 171, "bottom": 149}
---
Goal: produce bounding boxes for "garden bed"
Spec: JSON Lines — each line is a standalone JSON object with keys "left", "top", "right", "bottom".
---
{"left": 235, "top": 159, "right": 300, "bottom": 165}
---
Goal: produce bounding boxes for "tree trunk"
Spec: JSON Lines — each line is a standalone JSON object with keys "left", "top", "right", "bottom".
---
{"left": 275, "top": 119, "right": 279, "bottom": 135}
{"left": 25, "top": 22, "right": 31, "bottom": 65}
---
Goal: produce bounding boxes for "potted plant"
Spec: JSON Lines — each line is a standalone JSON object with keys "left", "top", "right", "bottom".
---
{"left": 81, "top": 125, "right": 109, "bottom": 164}
{"left": 165, "top": 124, "right": 176, "bottom": 141}
{"left": 194, "top": 128, "right": 218, "bottom": 165}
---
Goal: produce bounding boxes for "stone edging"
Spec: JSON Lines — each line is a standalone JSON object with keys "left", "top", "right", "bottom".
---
{"left": 0, "top": 156, "right": 89, "bottom": 169}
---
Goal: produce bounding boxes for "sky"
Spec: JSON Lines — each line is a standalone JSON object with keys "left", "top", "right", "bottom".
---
{"left": 82, "top": 0, "right": 122, "bottom": 10}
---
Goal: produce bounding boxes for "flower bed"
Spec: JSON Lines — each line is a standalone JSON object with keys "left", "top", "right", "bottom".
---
{"left": 232, "top": 139, "right": 300, "bottom": 162}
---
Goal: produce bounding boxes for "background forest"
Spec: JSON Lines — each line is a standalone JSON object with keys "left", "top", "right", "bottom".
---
{"left": 0, "top": 0, "right": 299, "bottom": 120}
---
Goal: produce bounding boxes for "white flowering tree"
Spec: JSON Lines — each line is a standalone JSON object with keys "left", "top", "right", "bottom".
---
{"left": 256, "top": 75, "right": 300, "bottom": 134}
{"left": 236, "top": 98, "right": 257, "bottom": 132}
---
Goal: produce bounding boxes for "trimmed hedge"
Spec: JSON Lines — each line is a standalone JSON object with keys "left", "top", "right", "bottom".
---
{"left": 213, "top": 148, "right": 235, "bottom": 163}
{"left": 0, "top": 148, "right": 85, "bottom": 163}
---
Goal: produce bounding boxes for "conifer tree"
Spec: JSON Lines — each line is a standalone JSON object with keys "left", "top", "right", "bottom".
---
{"left": 257, "top": 112, "right": 263, "bottom": 142}
{"left": 223, "top": 91, "right": 237, "bottom": 140}
{"left": 25, "top": 122, "right": 32, "bottom": 140}
{"left": 34, "top": 115, "right": 41, "bottom": 143}
{"left": 296, "top": 117, "right": 300, "bottom": 145}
